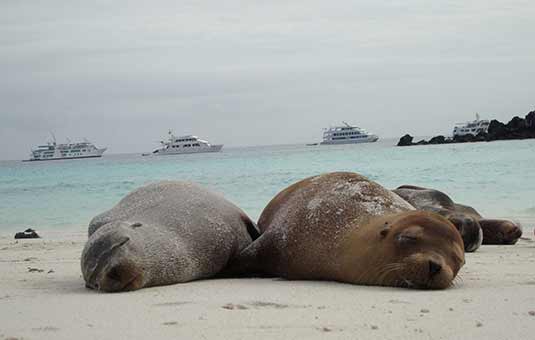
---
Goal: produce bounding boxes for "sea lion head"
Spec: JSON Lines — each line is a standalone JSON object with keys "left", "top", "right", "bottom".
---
{"left": 366, "top": 211, "right": 465, "bottom": 290}
{"left": 446, "top": 212, "right": 483, "bottom": 252}
{"left": 81, "top": 221, "right": 148, "bottom": 292}
{"left": 479, "top": 219, "right": 523, "bottom": 245}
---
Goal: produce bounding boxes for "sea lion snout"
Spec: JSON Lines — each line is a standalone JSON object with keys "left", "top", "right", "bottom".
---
{"left": 428, "top": 259, "right": 442, "bottom": 276}
{"left": 505, "top": 222, "right": 523, "bottom": 242}
{"left": 398, "top": 252, "right": 459, "bottom": 290}
{"left": 95, "top": 260, "right": 144, "bottom": 292}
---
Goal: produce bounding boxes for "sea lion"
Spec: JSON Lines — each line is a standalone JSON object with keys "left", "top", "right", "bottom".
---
{"left": 453, "top": 203, "right": 522, "bottom": 245}
{"left": 231, "top": 172, "right": 465, "bottom": 289}
{"left": 81, "top": 181, "right": 259, "bottom": 292}
{"left": 393, "top": 186, "right": 483, "bottom": 252}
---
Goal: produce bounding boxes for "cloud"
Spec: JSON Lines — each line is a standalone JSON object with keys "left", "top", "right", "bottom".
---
{"left": 1, "top": 0, "right": 534, "bottom": 159}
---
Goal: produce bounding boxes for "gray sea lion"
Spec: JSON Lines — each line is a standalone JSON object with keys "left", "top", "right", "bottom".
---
{"left": 393, "top": 186, "right": 483, "bottom": 252}
{"left": 231, "top": 172, "right": 465, "bottom": 289}
{"left": 81, "top": 181, "right": 259, "bottom": 292}
{"left": 453, "top": 203, "right": 522, "bottom": 245}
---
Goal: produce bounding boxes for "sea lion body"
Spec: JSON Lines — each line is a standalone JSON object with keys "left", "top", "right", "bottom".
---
{"left": 81, "top": 181, "right": 258, "bottom": 292}
{"left": 393, "top": 186, "right": 483, "bottom": 252}
{"left": 454, "top": 203, "right": 522, "bottom": 245}
{"left": 393, "top": 185, "right": 521, "bottom": 246}
{"left": 233, "top": 172, "right": 464, "bottom": 289}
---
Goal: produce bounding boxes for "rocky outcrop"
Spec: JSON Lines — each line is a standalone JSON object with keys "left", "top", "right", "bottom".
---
{"left": 397, "top": 134, "right": 414, "bottom": 146}
{"left": 428, "top": 135, "right": 447, "bottom": 144}
{"left": 398, "top": 110, "right": 535, "bottom": 146}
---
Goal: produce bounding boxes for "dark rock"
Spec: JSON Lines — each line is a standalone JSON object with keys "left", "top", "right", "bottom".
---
{"left": 397, "top": 134, "right": 414, "bottom": 146}
{"left": 506, "top": 116, "right": 525, "bottom": 131}
{"left": 453, "top": 134, "right": 476, "bottom": 143}
{"left": 14, "top": 228, "right": 40, "bottom": 239}
{"left": 487, "top": 119, "right": 507, "bottom": 140}
{"left": 525, "top": 111, "right": 535, "bottom": 129}
{"left": 428, "top": 135, "right": 446, "bottom": 144}
{"left": 415, "top": 140, "right": 428, "bottom": 145}
{"left": 474, "top": 132, "right": 488, "bottom": 141}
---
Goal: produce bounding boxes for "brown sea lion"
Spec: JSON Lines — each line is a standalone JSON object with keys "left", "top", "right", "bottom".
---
{"left": 393, "top": 186, "right": 483, "bottom": 252}
{"left": 453, "top": 203, "right": 522, "bottom": 245}
{"left": 81, "top": 181, "right": 259, "bottom": 292}
{"left": 231, "top": 172, "right": 465, "bottom": 289}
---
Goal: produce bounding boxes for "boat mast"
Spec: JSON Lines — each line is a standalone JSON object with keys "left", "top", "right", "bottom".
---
{"left": 49, "top": 132, "right": 57, "bottom": 146}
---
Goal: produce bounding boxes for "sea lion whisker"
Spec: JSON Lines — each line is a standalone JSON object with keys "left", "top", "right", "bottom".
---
{"left": 403, "top": 278, "right": 414, "bottom": 288}
{"left": 452, "top": 275, "right": 463, "bottom": 287}
{"left": 376, "top": 262, "right": 405, "bottom": 281}
{"left": 377, "top": 263, "right": 405, "bottom": 283}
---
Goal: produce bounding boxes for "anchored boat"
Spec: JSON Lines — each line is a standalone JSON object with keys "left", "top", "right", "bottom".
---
{"left": 320, "top": 122, "right": 379, "bottom": 145}
{"left": 144, "top": 130, "right": 223, "bottom": 156}
{"left": 25, "top": 135, "right": 106, "bottom": 161}
{"left": 453, "top": 113, "right": 490, "bottom": 137}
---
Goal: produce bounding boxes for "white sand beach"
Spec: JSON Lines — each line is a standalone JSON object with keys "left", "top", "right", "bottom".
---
{"left": 1, "top": 229, "right": 534, "bottom": 340}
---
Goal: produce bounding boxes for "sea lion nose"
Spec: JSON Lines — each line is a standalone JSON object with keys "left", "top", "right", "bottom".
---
{"left": 97, "top": 262, "right": 140, "bottom": 292}
{"left": 429, "top": 260, "right": 442, "bottom": 276}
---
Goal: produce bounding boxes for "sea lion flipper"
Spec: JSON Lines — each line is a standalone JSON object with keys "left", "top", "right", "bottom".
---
{"left": 223, "top": 232, "right": 278, "bottom": 278}
{"left": 240, "top": 213, "right": 261, "bottom": 240}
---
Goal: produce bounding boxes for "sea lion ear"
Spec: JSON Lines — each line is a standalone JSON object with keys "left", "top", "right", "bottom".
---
{"left": 380, "top": 224, "right": 391, "bottom": 238}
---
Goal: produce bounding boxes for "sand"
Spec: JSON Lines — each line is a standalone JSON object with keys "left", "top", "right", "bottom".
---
{"left": 1, "top": 229, "right": 534, "bottom": 340}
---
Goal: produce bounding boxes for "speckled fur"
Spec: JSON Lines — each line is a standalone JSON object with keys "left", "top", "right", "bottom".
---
{"left": 393, "top": 185, "right": 456, "bottom": 211}
{"left": 81, "top": 181, "right": 257, "bottom": 291}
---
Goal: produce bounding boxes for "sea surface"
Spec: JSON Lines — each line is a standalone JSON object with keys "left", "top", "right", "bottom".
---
{"left": 1, "top": 139, "right": 534, "bottom": 234}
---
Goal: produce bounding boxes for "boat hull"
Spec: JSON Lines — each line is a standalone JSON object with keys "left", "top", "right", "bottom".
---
{"left": 320, "top": 136, "right": 379, "bottom": 145}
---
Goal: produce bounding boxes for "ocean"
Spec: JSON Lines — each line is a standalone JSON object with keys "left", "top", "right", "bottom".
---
{"left": 1, "top": 138, "right": 534, "bottom": 234}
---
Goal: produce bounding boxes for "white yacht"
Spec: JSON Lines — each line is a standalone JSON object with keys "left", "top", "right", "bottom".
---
{"left": 452, "top": 113, "right": 490, "bottom": 137}
{"left": 145, "top": 130, "right": 223, "bottom": 156}
{"left": 26, "top": 135, "right": 106, "bottom": 161}
{"left": 320, "top": 122, "right": 379, "bottom": 145}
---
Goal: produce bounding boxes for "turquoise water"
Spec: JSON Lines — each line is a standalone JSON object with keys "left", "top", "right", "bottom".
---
{"left": 1, "top": 139, "right": 534, "bottom": 233}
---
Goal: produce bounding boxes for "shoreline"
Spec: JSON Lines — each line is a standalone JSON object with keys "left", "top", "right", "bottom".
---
{"left": 1, "top": 230, "right": 534, "bottom": 339}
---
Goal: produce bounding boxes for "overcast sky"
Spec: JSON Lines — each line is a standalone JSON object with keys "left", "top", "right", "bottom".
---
{"left": 1, "top": 0, "right": 534, "bottom": 160}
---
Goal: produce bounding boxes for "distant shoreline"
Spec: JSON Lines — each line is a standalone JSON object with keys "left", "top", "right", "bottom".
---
{"left": 397, "top": 110, "right": 535, "bottom": 147}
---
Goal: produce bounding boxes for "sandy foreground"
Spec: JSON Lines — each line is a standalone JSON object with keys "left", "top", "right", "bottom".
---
{"left": 1, "top": 228, "right": 534, "bottom": 340}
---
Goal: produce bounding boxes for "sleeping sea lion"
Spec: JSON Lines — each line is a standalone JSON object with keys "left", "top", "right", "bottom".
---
{"left": 81, "top": 181, "right": 259, "bottom": 292}
{"left": 393, "top": 185, "right": 483, "bottom": 252}
{"left": 453, "top": 203, "right": 522, "bottom": 245}
{"left": 231, "top": 172, "right": 465, "bottom": 289}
